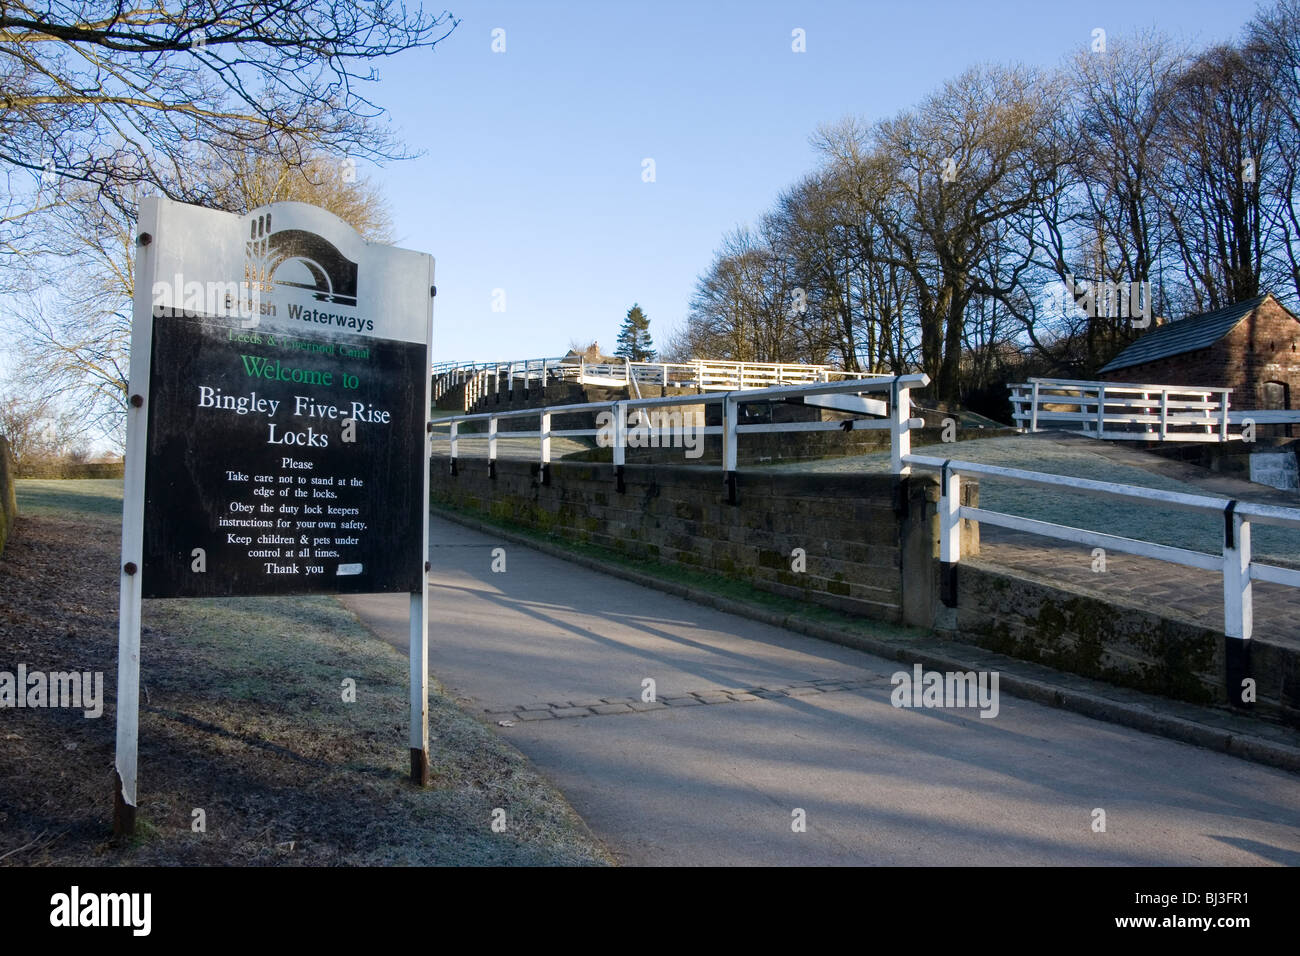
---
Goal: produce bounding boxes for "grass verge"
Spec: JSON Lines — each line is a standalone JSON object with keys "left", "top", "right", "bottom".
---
{"left": 0, "top": 479, "right": 611, "bottom": 866}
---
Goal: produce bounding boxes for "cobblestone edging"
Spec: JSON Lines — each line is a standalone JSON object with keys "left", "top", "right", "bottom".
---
{"left": 487, "top": 675, "right": 888, "bottom": 724}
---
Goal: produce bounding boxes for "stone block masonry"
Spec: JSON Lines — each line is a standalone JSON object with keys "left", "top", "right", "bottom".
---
{"left": 430, "top": 456, "right": 969, "bottom": 625}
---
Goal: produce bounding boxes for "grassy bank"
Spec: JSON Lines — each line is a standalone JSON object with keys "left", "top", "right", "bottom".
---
{"left": 0, "top": 479, "right": 610, "bottom": 866}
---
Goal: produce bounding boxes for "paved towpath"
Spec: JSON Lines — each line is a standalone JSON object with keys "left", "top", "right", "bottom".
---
{"left": 338, "top": 515, "right": 1300, "bottom": 866}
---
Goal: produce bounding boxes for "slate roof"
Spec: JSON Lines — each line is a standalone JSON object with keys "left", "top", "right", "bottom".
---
{"left": 1098, "top": 294, "right": 1276, "bottom": 374}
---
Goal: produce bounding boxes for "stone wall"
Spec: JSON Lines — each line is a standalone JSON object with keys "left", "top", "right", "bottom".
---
{"left": 947, "top": 563, "right": 1298, "bottom": 724}
{"left": 430, "top": 456, "right": 974, "bottom": 625}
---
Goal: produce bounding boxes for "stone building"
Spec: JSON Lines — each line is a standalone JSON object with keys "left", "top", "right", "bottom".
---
{"left": 1098, "top": 293, "right": 1300, "bottom": 411}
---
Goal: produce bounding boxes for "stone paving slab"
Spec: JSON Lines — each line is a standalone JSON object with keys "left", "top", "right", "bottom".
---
{"left": 482, "top": 677, "right": 882, "bottom": 722}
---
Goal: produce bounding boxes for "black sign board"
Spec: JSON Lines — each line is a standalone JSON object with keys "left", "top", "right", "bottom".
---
{"left": 141, "top": 312, "right": 425, "bottom": 597}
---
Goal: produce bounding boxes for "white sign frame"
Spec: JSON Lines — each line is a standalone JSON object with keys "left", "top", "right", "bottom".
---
{"left": 115, "top": 197, "right": 435, "bottom": 832}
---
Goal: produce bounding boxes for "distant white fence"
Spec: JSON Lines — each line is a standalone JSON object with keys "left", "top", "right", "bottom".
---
{"left": 431, "top": 356, "right": 878, "bottom": 406}
{"left": 1010, "top": 377, "right": 1300, "bottom": 442}
{"left": 431, "top": 373, "right": 927, "bottom": 493}
{"left": 574, "top": 359, "right": 868, "bottom": 392}
{"left": 431, "top": 356, "right": 568, "bottom": 404}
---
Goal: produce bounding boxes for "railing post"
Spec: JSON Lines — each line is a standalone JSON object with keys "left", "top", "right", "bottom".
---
{"left": 1220, "top": 390, "right": 1230, "bottom": 442}
{"left": 539, "top": 409, "right": 551, "bottom": 485}
{"left": 1159, "top": 389, "right": 1169, "bottom": 440}
{"left": 488, "top": 416, "right": 498, "bottom": 479}
{"left": 1223, "top": 503, "right": 1253, "bottom": 709}
{"left": 1030, "top": 381, "right": 1040, "bottom": 432}
{"left": 612, "top": 400, "right": 627, "bottom": 493}
{"left": 723, "top": 395, "right": 738, "bottom": 504}
{"left": 891, "top": 380, "right": 911, "bottom": 476}
{"left": 449, "top": 420, "right": 459, "bottom": 476}
{"left": 1096, "top": 384, "right": 1106, "bottom": 438}
{"left": 939, "top": 462, "right": 961, "bottom": 608}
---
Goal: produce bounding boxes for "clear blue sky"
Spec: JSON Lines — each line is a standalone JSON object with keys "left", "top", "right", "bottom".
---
{"left": 365, "top": 0, "right": 1261, "bottom": 364}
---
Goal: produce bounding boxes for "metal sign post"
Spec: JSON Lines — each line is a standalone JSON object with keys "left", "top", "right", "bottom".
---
{"left": 114, "top": 198, "right": 435, "bottom": 833}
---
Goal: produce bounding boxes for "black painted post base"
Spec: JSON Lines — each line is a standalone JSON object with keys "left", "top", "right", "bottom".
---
{"left": 410, "top": 747, "right": 430, "bottom": 787}
{"left": 939, "top": 561, "right": 958, "bottom": 609}
{"left": 1225, "top": 637, "right": 1253, "bottom": 711}
{"left": 113, "top": 772, "right": 136, "bottom": 837}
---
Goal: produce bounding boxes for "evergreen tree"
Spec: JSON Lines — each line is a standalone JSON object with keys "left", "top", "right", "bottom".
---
{"left": 615, "top": 304, "right": 655, "bottom": 361}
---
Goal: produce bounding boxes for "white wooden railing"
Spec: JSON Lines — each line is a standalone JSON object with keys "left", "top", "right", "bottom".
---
{"left": 906, "top": 452, "right": 1300, "bottom": 702}
{"left": 1010, "top": 378, "right": 1235, "bottom": 441}
{"left": 431, "top": 374, "right": 927, "bottom": 497}
{"left": 431, "top": 357, "right": 568, "bottom": 404}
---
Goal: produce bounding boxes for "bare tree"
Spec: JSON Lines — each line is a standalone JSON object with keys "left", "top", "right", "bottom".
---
{"left": 6, "top": 146, "right": 395, "bottom": 448}
{"left": 0, "top": 392, "right": 79, "bottom": 467}
{"left": 815, "top": 67, "right": 1058, "bottom": 402}
{"left": 685, "top": 227, "right": 803, "bottom": 364}
{"left": 0, "top": 0, "right": 456, "bottom": 262}
{"left": 1246, "top": 0, "right": 1300, "bottom": 303}
{"left": 1159, "top": 44, "right": 1284, "bottom": 309}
